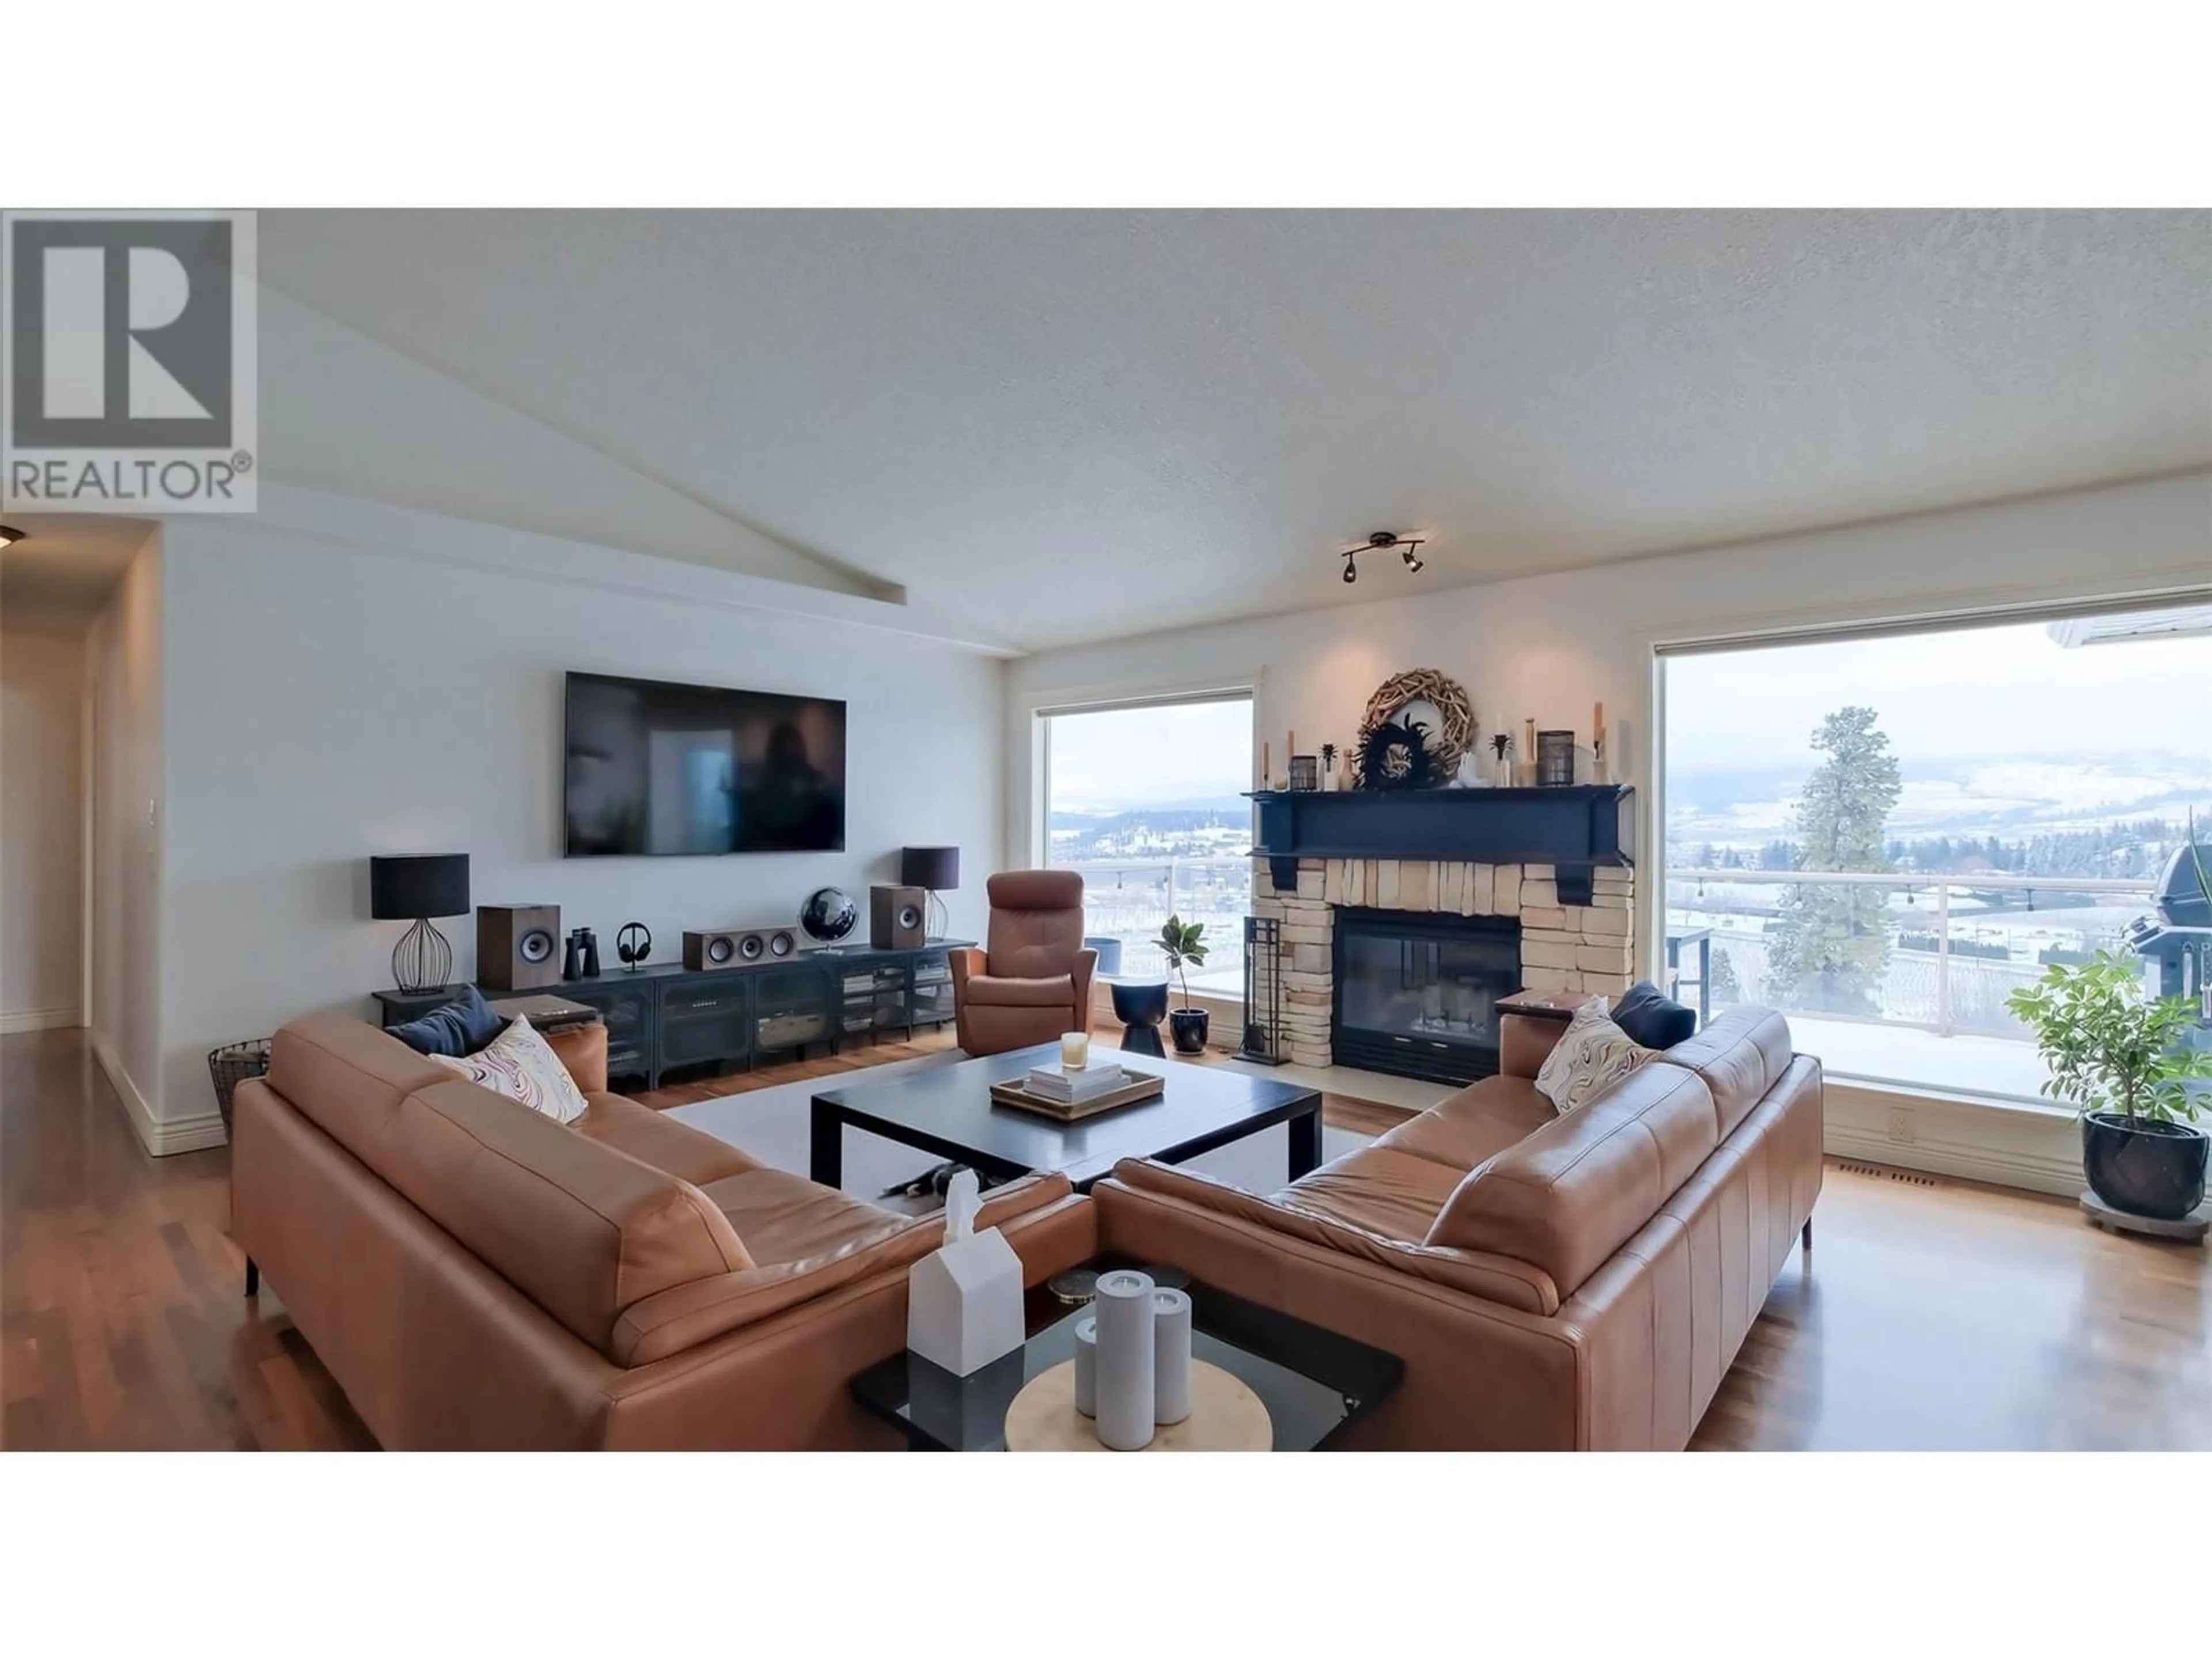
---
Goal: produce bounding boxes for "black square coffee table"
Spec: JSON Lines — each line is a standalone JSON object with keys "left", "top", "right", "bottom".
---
{"left": 849, "top": 1258, "right": 1403, "bottom": 1451}
{"left": 808, "top": 1044, "right": 1322, "bottom": 1194}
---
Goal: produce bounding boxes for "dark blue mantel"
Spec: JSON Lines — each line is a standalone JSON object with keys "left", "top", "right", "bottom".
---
{"left": 1248, "top": 785, "right": 1634, "bottom": 906}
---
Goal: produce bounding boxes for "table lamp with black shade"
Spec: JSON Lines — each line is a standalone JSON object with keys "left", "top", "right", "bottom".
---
{"left": 370, "top": 854, "right": 470, "bottom": 993}
{"left": 900, "top": 846, "right": 959, "bottom": 941}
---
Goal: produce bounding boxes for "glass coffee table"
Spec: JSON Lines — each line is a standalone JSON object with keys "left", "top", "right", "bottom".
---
{"left": 849, "top": 1259, "right": 1403, "bottom": 1451}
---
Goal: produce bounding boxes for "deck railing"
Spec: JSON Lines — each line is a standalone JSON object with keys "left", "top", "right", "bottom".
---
{"left": 1049, "top": 854, "right": 1252, "bottom": 989}
{"left": 1662, "top": 868, "right": 2160, "bottom": 1044}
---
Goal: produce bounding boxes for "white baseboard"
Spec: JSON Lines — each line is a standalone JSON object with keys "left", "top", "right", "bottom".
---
{"left": 147, "top": 1109, "right": 230, "bottom": 1156}
{"left": 1824, "top": 1078, "right": 2083, "bottom": 1198}
{"left": 92, "top": 1035, "right": 229, "bottom": 1157}
{"left": 1, "top": 1005, "right": 80, "bottom": 1035}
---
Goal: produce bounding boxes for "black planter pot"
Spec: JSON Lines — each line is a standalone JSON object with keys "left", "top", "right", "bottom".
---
{"left": 1169, "top": 1008, "right": 1210, "bottom": 1056}
{"left": 2081, "top": 1111, "right": 2209, "bottom": 1221}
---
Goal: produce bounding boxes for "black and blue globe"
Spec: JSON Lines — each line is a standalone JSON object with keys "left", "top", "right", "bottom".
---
{"left": 800, "top": 886, "right": 858, "bottom": 944}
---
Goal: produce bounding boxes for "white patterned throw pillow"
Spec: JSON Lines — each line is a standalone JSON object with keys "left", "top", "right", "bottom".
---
{"left": 430, "top": 1014, "right": 590, "bottom": 1125}
{"left": 1533, "top": 1001, "right": 1654, "bottom": 1115}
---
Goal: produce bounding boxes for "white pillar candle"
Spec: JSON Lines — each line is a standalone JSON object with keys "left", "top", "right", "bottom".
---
{"left": 1073, "top": 1316, "right": 1098, "bottom": 1417}
{"left": 1152, "top": 1287, "right": 1192, "bottom": 1425}
{"left": 1092, "top": 1268, "right": 1156, "bottom": 1450}
{"left": 1060, "top": 1031, "right": 1090, "bottom": 1071}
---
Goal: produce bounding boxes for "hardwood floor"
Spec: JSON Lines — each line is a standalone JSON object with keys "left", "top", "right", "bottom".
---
{"left": 1690, "top": 1161, "right": 2212, "bottom": 1450}
{"left": 0, "top": 1029, "right": 374, "bottom": 1449}
{"left": 5, "top": 1025, "right": 2207, "bottom": 1450}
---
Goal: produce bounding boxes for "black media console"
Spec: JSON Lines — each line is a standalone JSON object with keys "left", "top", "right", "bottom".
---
{"left": 370, "top": 940, "right": 971, "bottom": 1091}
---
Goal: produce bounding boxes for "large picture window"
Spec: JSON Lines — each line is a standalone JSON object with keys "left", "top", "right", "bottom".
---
{"left": 1040, "top": 693, "right": 1253, "bottom": 996}
{"left": 1660, "top": 602, "right": 2211, "bottom": 1105}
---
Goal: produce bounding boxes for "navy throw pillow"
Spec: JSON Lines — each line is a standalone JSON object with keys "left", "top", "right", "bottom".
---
{"left": 387, "top": 985, "right": 506, "bottom": 1058}
{"left": 1612, "top": 979, "right": 1696, "bottom": 1051}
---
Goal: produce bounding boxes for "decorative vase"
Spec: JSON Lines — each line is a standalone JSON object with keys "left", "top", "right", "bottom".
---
{"left": 1093, "top": 1270, "right": 1157, "bottom": 1450}
{"left": 1169, "top": 1008, "right": 1210, "bottom": 1055}
{"left": 2081, "top": 1112, "right": 2209, "bottom": 1221}
{"left": 1073, "top": 1317, "right": 1099, "bottom": 1418}
{"left": 1152, "top": 1289, "right": 1192, "bottom": 1426}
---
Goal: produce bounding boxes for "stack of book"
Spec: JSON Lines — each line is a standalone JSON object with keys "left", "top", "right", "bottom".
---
{"left": 1022, "top": 1063, "right": 1127, "bottom": 1104}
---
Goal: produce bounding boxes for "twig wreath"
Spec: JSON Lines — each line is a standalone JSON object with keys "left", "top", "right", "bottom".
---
{"left": 1352, "top": 668, "right": 1475, "bottom": 789}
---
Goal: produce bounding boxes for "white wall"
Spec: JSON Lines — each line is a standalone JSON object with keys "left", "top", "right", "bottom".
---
{"left": 1, "top": 628, "right": 86, "bottom": 1031}
{"left": 154, "top": 511, "right": 1006, "bottom": 1131}
{"left": 85, "top": 532, "right": 168, "bottom": 1138}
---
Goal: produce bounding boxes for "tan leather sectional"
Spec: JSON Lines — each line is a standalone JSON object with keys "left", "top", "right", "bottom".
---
{"left": 1092, "top": 1005, "right": 1824, "bottom": 1450}
{"left": 229, "top": 1014, "right": 1095, "bottom": 1449}
{"left": 232, "top": 1001, "right": 1817, "bottom": 1450}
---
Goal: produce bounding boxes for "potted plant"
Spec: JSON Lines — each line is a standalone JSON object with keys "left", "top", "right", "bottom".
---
{"left": 2007, "top": 948, "right": 2212, "bottom": 1221}
{"left": 1158, "top": 915, "right": 1211, "bottom": 1055}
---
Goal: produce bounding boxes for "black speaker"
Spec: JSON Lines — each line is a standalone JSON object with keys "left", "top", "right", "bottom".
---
{"left": 872, "top": 885, "right": 927, "bottom": 950}
{"left": 478, "top": 904, "right": 562, "bottom": 990}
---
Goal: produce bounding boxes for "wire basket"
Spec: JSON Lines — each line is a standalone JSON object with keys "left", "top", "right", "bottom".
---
{"left": 206, "top": 1038, "right": 274, "bottom": 1138}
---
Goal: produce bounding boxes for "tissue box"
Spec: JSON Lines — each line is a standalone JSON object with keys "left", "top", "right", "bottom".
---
{"left": 907, "top": 1225, "right": 1025, "bottom": 1377}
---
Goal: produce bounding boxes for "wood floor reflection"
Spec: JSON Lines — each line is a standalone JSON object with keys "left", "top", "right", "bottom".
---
{"left": 1690, "top": 1162, "right": 2211, "bottom": 1450}
{"left": 5, "top": 1027, "right": 2206, "bottom": 1450}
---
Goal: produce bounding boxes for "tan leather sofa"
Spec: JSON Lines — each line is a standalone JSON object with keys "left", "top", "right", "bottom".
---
{"left": 1093, "top": 1005, "right": 1823, "bottom": 1450}
{"left": 950, "top": 869, "right": 1098, "bottom": 1056}
{"left": 230, "top": 1013, "right": 1096, "bottom": 1449}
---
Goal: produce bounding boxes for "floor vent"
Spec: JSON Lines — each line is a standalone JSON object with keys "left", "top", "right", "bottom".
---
{"left": 1836, "top": 1160, "right": 1941, "bottom": 1188}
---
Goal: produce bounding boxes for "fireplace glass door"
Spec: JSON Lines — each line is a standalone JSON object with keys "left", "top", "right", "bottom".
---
{"left": 1332, "top": 909, "right": 1521, "bottom": 1084}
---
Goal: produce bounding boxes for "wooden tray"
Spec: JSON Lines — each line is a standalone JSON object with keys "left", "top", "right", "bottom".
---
{"left": 1004, "top": 1359, "right": 1272, "bottom": 1452}
{"left": 988, "top": 1071, "right": 1166, "bottom": 1122}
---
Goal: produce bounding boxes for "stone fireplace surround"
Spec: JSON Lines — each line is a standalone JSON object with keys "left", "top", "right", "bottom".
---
{"left": 1251, "top": 856, "right": 1637, "bottom": 1070}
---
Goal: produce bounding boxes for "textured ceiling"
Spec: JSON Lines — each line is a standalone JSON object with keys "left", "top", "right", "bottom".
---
{"left": 258, "top": 210, "right": 2212, "bottom": 650}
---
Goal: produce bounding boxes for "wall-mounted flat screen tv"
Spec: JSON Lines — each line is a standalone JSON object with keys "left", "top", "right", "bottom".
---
{"left": 563, "top": 671, "right": 847, "bottom": 856}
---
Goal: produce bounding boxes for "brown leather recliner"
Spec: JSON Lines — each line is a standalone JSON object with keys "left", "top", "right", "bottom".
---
{"left": 950, "top": 870, "right": 1097, "bottom": 1056}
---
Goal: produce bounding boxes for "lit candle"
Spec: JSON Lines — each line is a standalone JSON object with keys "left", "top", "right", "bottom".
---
{"left": 1061, "top": 1031, "right": 1090, "bottom": 1071}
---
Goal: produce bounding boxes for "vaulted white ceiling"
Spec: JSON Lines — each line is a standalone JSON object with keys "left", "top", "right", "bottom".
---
{"left": 257, "top": 210, "right": 2212, "bottom": 650}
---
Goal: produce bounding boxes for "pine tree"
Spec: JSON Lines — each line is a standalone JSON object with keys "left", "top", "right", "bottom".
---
{"left": 1764, "top": 706, "right": 1903, "bottom": 1016}
{"left": 1709, "top": 946, "right": 1743, "bottom": 1005}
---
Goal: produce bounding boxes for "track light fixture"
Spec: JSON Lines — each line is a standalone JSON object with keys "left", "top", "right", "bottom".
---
{"left": 1336, "top": 529, "right": 1426, "bottom": 587}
